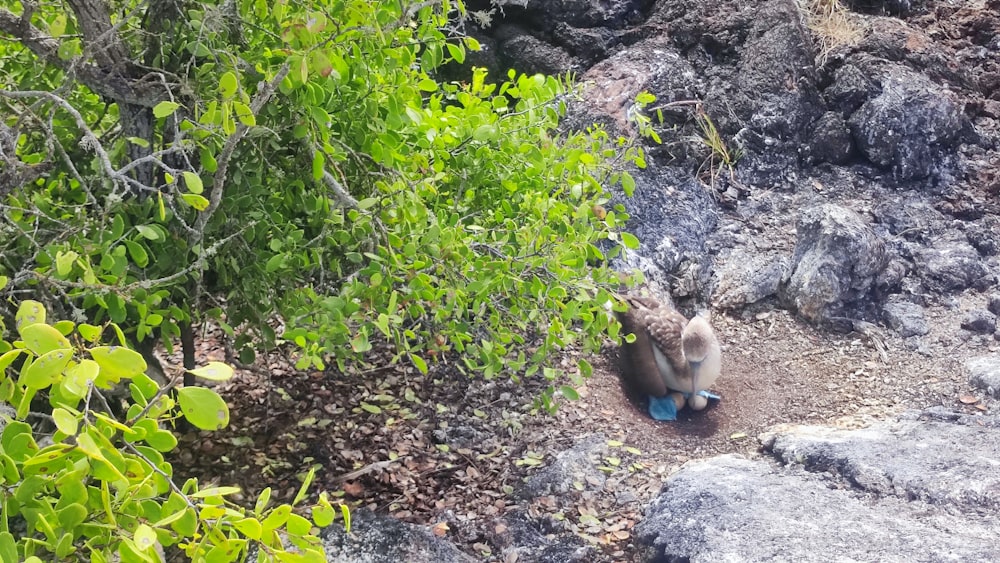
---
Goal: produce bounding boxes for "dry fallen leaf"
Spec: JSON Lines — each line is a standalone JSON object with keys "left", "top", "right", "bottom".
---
{"left": 959, "top": 395, "right": 979, "bottom": 404}
{"left": 342, "top": 481, "right": 365, "bottom": 497}
{"left": 431, "top": 522, "right": 450, "bottom": 537}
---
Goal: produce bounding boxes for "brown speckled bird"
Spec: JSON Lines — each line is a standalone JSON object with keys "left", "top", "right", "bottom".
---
{"left": 618, "top": 295, "right": 722, "bottom": 420}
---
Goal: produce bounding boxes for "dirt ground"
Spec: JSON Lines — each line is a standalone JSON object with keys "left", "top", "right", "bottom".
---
{"left": 167, "top": 291, "right": 995, "bottom": 560}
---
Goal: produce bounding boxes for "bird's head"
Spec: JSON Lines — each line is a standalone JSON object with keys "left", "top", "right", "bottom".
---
{"left": 682, "top": 315, "right": 721, "bottom": 395}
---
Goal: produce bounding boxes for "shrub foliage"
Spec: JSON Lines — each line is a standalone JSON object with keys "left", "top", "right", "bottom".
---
{"left": 0, "top": 291, "right": 336, "bottom": 561}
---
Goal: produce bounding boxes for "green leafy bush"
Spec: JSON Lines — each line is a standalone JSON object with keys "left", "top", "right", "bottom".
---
{"left": 0, "top": 292, "right": 339, "bottom": 562}
{"left": 0, "top": 0, "right": 644, "bottom": 408}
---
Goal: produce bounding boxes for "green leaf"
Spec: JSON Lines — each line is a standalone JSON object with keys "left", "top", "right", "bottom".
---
{"left": 417, "top": 78, "right": 438, "bottom": 92}
{"left": 0, "top": 532, "right": 17, "bottom": 563}
{"left": 20, "top": 348, "right": 72, "bottom": 389}
{"left": 446, "top": 42, "right": 465, "bottom": 64}
{"left": 177, "top": 386, "right": 230, "bottom": 430}
{"left": 53, "top": 320, "right": 75, "bottom": 336}
{"left": 123, "top": 240, "right": 149, "bottom": 267}
{"left": 135, "top": 225, "right": 160, "bottom": 241}
{"left": 621, "top": 232, "right": 640, "bottom": 249}
{"left": 153, "top": 101, "right": 180, "bottom": 118}
{"left": 219, "top": 71, "right": 239, "bottom": 99}
{"left": 145, "top": 429, "right": 178, "bottom": 452}
{"left": 76, "top": 323, "right": 104, "bottom": 342}
{"left": 233, "top": 101, "right": 256, "bottom": 126}
{"left": 559, "top": 385, "right": 580, "bottom": 400}
{"left": 62, "top": 359, "right": 98, "bottom": 398}
{"left": 234, "top": 518, "right": 262, "bottom": 540}
{"left": 90, "top": 346, "right": 147, "bottom": 383}
{"left": 180, "top": 193, "right": 210, "bottom": 210}
{"left": 359, "top": 402, "right": 381, "bottom": 414}
{"left": 473, "top": 124, "right": 496, "bottom": 142}
{"left": 312, "top": 495, "right": 335, "bottom": 528}
{"left": 55, "top": 250, "right": 78, "bottom": 276}
{"left": 134, "top": 523, "right": 158, "bottom": 552}
{"left": 312, "top": 151, "right": 324, "bottom": 181}
{"left": 75, "top": 432, "right": 123, "bottom": 479}
{"left": 0, "top": 349, "right": 23, "bottom": 373}
{"left": 56, "top": 503, "right": 87, "bottom": 532}
{"left": 409, "top": 353, "right": 428, "bottom": 374}
{"left": 286, "top": 513, "right": 312, "bottom": 535}
{"left": 293, "top": 466, "right": 316, "bottom": 505}
{"left": 190, "top": 486, "right": 242, "bottom": 498}
{"left": 187, "top": 361, "right": 234, "bottom": 381}
{"left": 265, "top": 254, "right": 286, "bottom": 273}
{"left": 16, "top": 300, "right": 46, "bottom": 330}
{"left": 20, "top": 323, "right": 71, "bottom": 354}
{"left": 182, "top": 171, "right": 204, "bottom": 194}
{"left": 52, "top": 408, "right": 78, "bottom": 435}
{"left": 341, "top": 505, "right": 351, "bottom": 533}
{"left": 620, "top": 170, "right": 636, "bottom": 196}
{"left": 261, "top": 504, "right": 291, "bottom": 533}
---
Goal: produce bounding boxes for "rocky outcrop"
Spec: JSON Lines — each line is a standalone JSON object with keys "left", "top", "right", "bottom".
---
{"left": 634, "top": 413, "right": 1000, "bottom": 562}
{"left": 781, "top": 204, "right": 888, "bottom": 325}
{"left": 459, "top": 0, "right": 998, "bottom": 337}
{"left": 319, "top": 509, "right": 477, "bottom": 563}
{"left": 967, "top": 355, "right": 1000, "bottom": 398}
{"left": 881, "top": 298, "right": 929, "bottom": 337}
{"left": 848, "top": 66, "right": 966, "bottom": 180}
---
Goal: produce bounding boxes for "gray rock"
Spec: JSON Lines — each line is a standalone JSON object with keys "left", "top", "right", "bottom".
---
{"left": 320, "top": 509, "right": 476, "bottom": 563}
{"left": 634, "top": 454, "right": 998, "bottom": 563}
{"left": 966, "top": 215, "right": 1000, "bottom": 256}
{"left": 713, "top": 251, "right": 788, "bottom": 309}
{"left": 825, "top": 64, "right": 880, "bottom": 114}
{"left": 495, "top": 27, "right": 580, "bottom": 75}
{"left": 848, "top": 66, "right": 964, "bottom": 180}
{"left": 845, "top": 0, "right": 915, "bottom": 16}
{"left": 961, "top": 309, "right": 997, "bottom": 334}
{"left": 763, "top": 419, "right": 1000, "bottom": 512}
{"left": 487, "top": 509, "right": 598, "bottom": 563}
{"left": 518, "top": 434, "right": 608, "bottom": 498}
{"left": 874, "top": 199, "right": 948, "bottom": 241}
{"left": 847, "top": 0, "right": 917, "bottom": 16}
{"left": 517, "top": 0, "right": 647, "bottom": 29}
{"left": 802, "top": 112, "right": 854, "bottom": 165}
{"left": 782, "top": 204, "right": 888, "bottom": 324}
{"left": 966, "top": 355, "right": 1000, "bottom": 398}
{"left": 915, "top": 234, "right": 993, "bottom": 291}
{"left": 882, "top": 299, "right": 929, "bottom": 337}
{"left": 988, "top": 293, "right": 1000, "bottom": 316}
{"left": 613, "top": 166, "right": 719, "bottom": 294}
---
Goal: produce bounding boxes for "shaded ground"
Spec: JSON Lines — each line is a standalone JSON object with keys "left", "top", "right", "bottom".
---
{"left": 168, "top": 295, "right": 993, "bottom": 560}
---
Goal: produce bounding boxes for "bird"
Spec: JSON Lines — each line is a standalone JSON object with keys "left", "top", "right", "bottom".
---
{"left": 617, "top": 294, "right": 722, "bottom": 421}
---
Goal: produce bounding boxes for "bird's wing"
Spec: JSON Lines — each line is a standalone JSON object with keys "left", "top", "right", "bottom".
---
{"left": 618, "top": 303, "right": 668, "bottom": 397}
{"left": 642, "top": 307, "right": 689, "bottom": 385}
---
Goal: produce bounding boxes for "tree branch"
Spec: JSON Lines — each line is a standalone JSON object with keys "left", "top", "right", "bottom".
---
{"left": 0, "top": 8, "right": 163, "bottom": 107}
{"left": 191, "top": 62, "right": 291, "bottom": 241}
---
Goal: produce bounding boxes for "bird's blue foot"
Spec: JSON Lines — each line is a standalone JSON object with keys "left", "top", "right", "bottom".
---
{"left": 648, "top": 391, "right": 721, "bottom": 421}
{"left": 648, "top": 395, "right": 679, "bottom": 421}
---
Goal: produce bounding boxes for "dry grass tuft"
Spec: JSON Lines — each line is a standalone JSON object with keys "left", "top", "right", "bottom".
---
{"left": 797, "top": 0, "right": 868, "bottom": 62}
